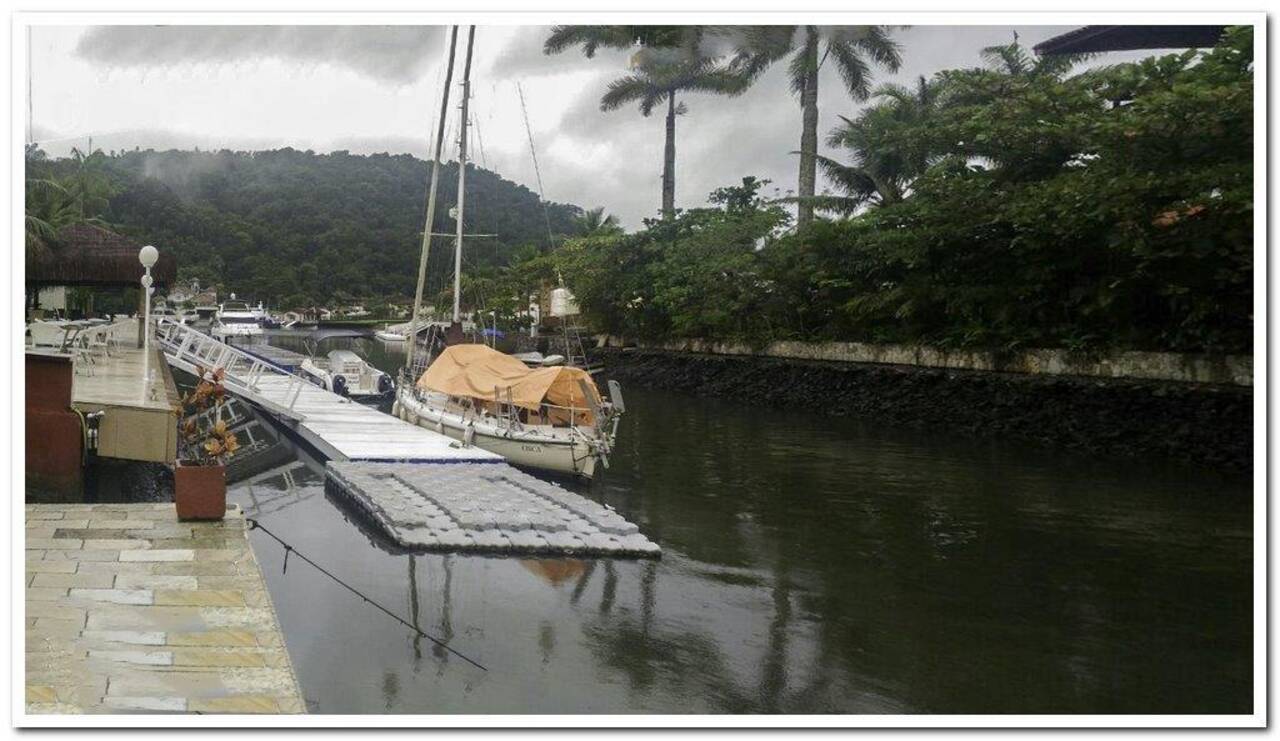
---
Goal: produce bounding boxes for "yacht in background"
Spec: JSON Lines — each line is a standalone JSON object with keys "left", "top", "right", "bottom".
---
{"left": 212, "top": 297, "right": 264, "bottom": 340}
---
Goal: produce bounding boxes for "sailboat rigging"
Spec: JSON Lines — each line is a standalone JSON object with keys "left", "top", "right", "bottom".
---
{"left": 392, "top": 25, "right": 625, "bottom": 479}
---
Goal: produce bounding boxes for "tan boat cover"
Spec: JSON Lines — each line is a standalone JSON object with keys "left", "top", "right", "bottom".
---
{"left": 416, "top": 344, "right": 601, "bottom": 425}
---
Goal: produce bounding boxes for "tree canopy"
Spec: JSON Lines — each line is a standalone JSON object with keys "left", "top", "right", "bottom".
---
{"left": 546, "top": 28, "right": 1254, "bottom": 355}
{"left": 26, "top": 146, "right": 584, "bottom": 309}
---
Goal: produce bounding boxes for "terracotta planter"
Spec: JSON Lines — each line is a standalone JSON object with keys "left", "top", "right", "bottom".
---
{"left": 174, "top": 462, "right": 227, "bottom": 521}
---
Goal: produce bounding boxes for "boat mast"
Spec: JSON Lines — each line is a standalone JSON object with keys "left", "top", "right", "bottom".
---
{"left": 404, "top": 26, "right": 460, "bottom": 376}
{"left": 452, "top": 26, "right": 476, "bottom": 326}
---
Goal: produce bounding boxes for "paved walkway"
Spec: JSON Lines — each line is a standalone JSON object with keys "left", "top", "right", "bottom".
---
{"left": 25, "top": 503, "right": 304, "bottom": 714}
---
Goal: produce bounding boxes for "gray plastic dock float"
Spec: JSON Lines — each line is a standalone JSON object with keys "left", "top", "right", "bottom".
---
{"left": 325, "top": 462, "right": 660, "bottom": 558}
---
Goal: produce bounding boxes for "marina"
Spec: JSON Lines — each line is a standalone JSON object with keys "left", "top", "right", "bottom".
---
{"left": 20, "top": 17, "right": 1258, "bottom": 724}
{"left": 155, "top": 318, "right": 498, "bottom": 465}
{"left": 153, "top": 318, "right": 658, "bottom": 557}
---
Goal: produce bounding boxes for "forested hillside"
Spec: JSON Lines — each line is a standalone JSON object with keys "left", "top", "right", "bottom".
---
{"left": 36, "top": 147, "right": 582, "bottom": 307}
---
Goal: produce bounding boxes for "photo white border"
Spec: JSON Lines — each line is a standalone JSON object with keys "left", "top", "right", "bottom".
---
{"left": 7, "top": 2, "right": 1268, "bottom": 730}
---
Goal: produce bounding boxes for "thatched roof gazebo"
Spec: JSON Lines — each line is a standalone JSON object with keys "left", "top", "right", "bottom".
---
{"left": 26, "top": 224, "right": 177, "bottom": 289}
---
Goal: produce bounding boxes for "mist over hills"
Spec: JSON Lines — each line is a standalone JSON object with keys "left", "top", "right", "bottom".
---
{"left": 90, "top": 146, "right": 582, "bottom": 306}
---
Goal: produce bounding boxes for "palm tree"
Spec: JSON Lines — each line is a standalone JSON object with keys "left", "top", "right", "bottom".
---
{"left": 25, "top": 178, "right": 75, "bottom": 247}
{"left": 575, "top": 206, "right": 623, "bottom": 237}
{"left": 730, "top": 26, "right": 903, "bottom": 229}
{"left": 62, "top": 147, "right": 116, "bottom": 220}
{"left": 545, "top": 26, "right": 745, "bottom": 220}
{"left": 543, "top": 26, "right": 692, "bottom": 58}
{"left": 979, "top": 40, "right": 1090, "bottom": 80}
{"left": 599, "top": 54, "right": 745, "bottom": 220}
{"left": 795, "top": 75, "right": 940, "bottom": 214}
{"left": 25, "top": 147, "right": 116, "bottom": 260}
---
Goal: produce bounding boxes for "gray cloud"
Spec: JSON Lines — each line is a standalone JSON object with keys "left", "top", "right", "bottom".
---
{"left": 74, "top": 25, "right": 444, "bottom": 85}
{"left": 489, "top": 25, "right": 632, "bottom": 79}
{"left": 42, "top": 24, "right": 1177, "bottom": 230}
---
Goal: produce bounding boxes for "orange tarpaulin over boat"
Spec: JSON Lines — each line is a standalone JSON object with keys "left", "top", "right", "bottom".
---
{"left": 415, "top": 344, "right": 601, "bottom": 425}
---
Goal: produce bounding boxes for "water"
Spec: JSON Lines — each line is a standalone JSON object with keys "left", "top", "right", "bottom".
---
{"left": 227, "top": 334, "right": 1252, "bottom": 714}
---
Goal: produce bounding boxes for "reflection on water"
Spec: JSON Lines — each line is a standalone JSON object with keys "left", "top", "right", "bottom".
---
{"left": 226, "top": 333, "right": 1252, "bottom": 714}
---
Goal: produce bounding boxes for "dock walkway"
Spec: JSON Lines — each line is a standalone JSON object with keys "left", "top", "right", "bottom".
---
{"left": 24, "top": 503, "right": 304, "bottom": 715}
{"left": 155, "top": 319, "right": 498, "bottom": 464}
{"left": 153, "top": 320, "right": 658, "bottom": 558}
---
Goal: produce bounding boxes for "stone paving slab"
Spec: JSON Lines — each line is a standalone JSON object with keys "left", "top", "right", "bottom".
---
{"left": 24, "top": 504, "right": 304, "bottom": 715}
{"left": 325, "top": 461, "right": 660, "bottom": 558}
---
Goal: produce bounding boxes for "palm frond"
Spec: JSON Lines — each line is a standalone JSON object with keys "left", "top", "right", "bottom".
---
{"left": 786, "top": 28, "right": 819, "bottom": 96}
{"left": 728, "top": 26, "right": 797, "bottom": 83}
{"left": 854, "top": 25, "right": 903, "bottom": 72}
{"left": 810, "top": 153, "right": 879, "bottom": 203}
{"left": 600, "top": 75, "right": 656, "bottom": 113}
{"left": 544, "top": 26, "right": 633, "bottom": 57}
{"left": 827, "top": 38, "right": 874, "bottom": 100}
{"left": 980, "top": 43, "right": 1031, "bottom": 75}
{"left": 773, "top": 193, "right": 864, "bottom": 216}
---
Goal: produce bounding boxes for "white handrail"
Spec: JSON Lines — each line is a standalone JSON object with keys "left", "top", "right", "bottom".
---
{"left": 153, "top": 317, "right": 307, "bottom": 422}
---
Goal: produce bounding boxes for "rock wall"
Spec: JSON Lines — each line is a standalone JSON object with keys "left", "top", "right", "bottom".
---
{"left": 631, "top": 338, "right": 1252, "bottom": 387}
{"left": 598, "top": 348, "right": 1252, "bottom": 471}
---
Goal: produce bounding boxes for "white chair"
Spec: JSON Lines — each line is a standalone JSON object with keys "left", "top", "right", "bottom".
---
{"left": 28, "top": 321, "right": 70, "bottom": 350}
{"left": 86, "top": 327, "right": 112, "bottom": 359}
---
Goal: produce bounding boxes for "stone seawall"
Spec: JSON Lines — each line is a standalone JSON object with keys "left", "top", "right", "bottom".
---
{"left": 598, "top": 348, "right": 1252, "bottom": 471}
{"left": 636, "top": 339, "right": 1252, "bottom": 387}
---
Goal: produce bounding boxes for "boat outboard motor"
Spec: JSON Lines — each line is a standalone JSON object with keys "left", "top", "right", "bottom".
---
{"left": 332, "top": 374, "right": 349, "bottom": 397}
{"left": 378, "top": 374, "right": 394, "bottom": 394}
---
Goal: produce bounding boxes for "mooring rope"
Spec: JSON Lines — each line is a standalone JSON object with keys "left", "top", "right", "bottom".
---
{"left": 245, "top": 517, "right": 488, "bottom": 671}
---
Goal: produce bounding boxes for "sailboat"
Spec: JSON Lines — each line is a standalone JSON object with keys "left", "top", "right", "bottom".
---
{"left": 392, "top": 26, "right": 624, "bottom": 479}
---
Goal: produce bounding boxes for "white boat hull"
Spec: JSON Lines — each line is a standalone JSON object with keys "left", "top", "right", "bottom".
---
{"left": 374, "top": 330, "right": 407, "bottom": 342}
{"left": 395, "top": 391, "right": 599, "bottom": 479}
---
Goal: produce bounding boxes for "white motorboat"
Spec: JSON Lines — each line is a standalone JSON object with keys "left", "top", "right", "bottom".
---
{"left": 300, "top": 349, "right": 395, "bottom": 401}
{"left": 212, "top": 299, "right": 264, "bottom": 340}
{"left": 374, "top": 322, "right": 410, "bottom": 342}
{"left": 395, "top": 344, "right": 622, "bottom": 479}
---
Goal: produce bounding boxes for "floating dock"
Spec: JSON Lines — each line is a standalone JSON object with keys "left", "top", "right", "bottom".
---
{"left": 325, "top": 462, "right": 660, "bottom": 557}
{"left": 24, "top": 503, "right": 304, "bottom": 715}
{"left": 154, "top": 320, "right": 657, "bottom": 558}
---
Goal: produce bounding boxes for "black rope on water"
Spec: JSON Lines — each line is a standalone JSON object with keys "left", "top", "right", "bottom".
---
{"left": 246, "top": 517, "right": 488, "bottom": 672}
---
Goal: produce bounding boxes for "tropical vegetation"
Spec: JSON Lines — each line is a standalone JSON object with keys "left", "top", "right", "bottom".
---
{"left": 23, "top": 27, "right": 1253, "bottom": 356}
{"left": 540, "top": 28, "right": 1254, "bottom": 354}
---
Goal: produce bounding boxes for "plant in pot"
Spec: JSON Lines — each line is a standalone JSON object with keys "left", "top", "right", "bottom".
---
{"left": 174, "top": 365, "right": 239, "bottom": 520}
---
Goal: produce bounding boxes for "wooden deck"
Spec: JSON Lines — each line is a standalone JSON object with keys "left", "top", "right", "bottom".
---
{"left": 155, "top": 320, "right": 499, "bottom": 464}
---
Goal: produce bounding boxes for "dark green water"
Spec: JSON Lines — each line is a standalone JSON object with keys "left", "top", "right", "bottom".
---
{"left": 228, "top": 334, "right": 1253, "bottom": 714}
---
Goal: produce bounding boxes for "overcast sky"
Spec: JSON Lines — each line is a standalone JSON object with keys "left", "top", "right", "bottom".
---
{"left": 29, "top": 24, "right": 1157, "bottom": 228}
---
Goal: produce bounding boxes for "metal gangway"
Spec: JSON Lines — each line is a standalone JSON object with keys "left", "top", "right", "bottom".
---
{"left": 154, "top": 318, "right": 499, "bottom": 464}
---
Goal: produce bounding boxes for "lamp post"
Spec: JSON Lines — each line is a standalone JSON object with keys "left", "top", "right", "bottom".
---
{"left": 139, "top": 245, "right": 158, "bottom": 352}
